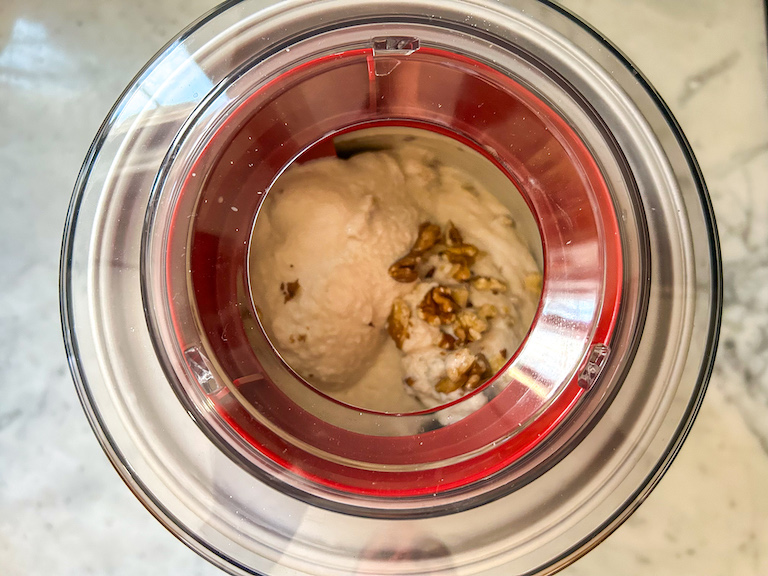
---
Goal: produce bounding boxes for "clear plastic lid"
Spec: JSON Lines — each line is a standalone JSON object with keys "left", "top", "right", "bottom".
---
{"left": 61, "top": 0, "right": 720, "bottom": 574}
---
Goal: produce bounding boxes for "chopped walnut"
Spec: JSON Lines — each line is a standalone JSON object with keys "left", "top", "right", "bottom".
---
{"left": 387, "top": 298, "right": 411, "bottom": 349}
{"left": 451, "top": 287, "right": 470, "bottom": 308}
{"left": 281, "top": 280, "right": 300, "bottom": 303}
{"left": 471, "top": 276, "right": 507, "bottom": 293}
{"left": 446, "top": 348, "right": 476, "bottom": 382}
{"left": 477, "top": 303, "right": 498, "bottom": 319}
{"left": 388, "top": 222, "right": 443, "bottom": 283}
{"left": 418, "top": 285, "right": 460, "bottom": 326}
{"left": 490, "top": 348, "right": 509, "bottom": 373}
{"left": 437, "top": 350, "right": 493, "bottom": 393}
{"left": 435, "top": 376, "right": 464, "bottom": 394}
{"left": 437, "top": 332, "right": 457, "bottom": 350}
{"left": 445, "top": 221, "right": 463, "bottom": 247}
{"left": 525, "top": 272, "right": 543, "bottom": 293}
{"left": 464, "top": 374, "right": 481, "bottom": 391}
{"left": 465, "top": 353, "right": 492, "bottom": 390}
{"left": 443, "top": 243, "right": 479, "bottom": 262}
{"left": 411, "top": 222, "right": 442, "bottom": 255}
{"left": 477, "top": 353, "right": 492, "bottom": 374}
{"left": 388, "top": 254, "right": 421, "bottom": 283}
{"left": 441, "top": 242, "right": 478, "bottom": 281}
{"left": 450, "top": 262, "right": 472, "bottom": 281}
{"left": 490, "top": 351, "right": 506, "bottom": 373}
{"left": 456, "top": 309, "right": 489, "bottom": 342}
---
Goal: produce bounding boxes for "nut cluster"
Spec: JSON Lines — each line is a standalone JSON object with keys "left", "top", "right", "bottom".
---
{"left": 386, "top": 221, "right": 512, "bottom": 396}
{"left": 280, "top": 280, "right": 300, "bottom": 303}
{"left": 388, "top": 222, "right": 442, "bottom": 282}
{"left": 435, "top": 351, "right": 493, "bottom": 394}
{"left": 388, "top": 221, "right": 500, "bottom": 285}
{"left": 387, "top": 298, "right": 411, "bottom": 349}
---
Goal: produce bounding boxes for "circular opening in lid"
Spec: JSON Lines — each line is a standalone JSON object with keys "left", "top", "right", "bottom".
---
{"left": 248, "top": 123, "right": 545, "bottom": 416}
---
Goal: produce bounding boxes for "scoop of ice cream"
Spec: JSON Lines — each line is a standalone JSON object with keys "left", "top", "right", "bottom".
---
{"left": 249, "top": 152, "right": 421, "bottom": 389}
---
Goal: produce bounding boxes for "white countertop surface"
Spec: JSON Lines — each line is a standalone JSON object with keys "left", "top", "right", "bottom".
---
{"left": 1, "top": 0, "right": 767, "bottom": 574}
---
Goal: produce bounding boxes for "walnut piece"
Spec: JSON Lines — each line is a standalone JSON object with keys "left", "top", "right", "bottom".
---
{"left": 411, "top": 222, "right": 442, "bottom": 255}
{"left": 435, "top": 376, "right": 464, "bottom": 394}
{"left": 453, "top": 325, "right": 468, "bottom": 345}
{"left": 442, "top": 243, "right": 478, "bottom": 281}
{"left": 445, "top": 221, "right": 463, "bottom": 247}
{"left": 389, "top": 222, "right": 484, "bottom": 284}
{"left": 471, "top": 276, "right": 507, "bottom": 293}
{"left": 490, "top": 348, "right": 510, "bottom": 373}
{"left": 455, "top": 309, "right": 489, "bottom": 342}
{"left": 387, "top": 222, "right": 443, "bottom": 283}
{"left": 446, "top": 348, "right": 476, "bottom": 382}
{"left": 442, "top": 243, "right": 479, "bottom": 262}
{"left": 418, "top": 285, "right": 460, "bottom": 326}
{"left": 388, "top": 254, "right": 421, "bottom": 283}
{"left": 280, "top": 280, "right": 300, "bottom": 303}
{"left": 450, "top": 263, "right": 472, "bottom": 282}
{"left": 436, "top": 350, "right": 493, "bottom": 394}
{"left": 451, "top": 286, "right": 470, "bottom": 308}
{"left": 387, "top": 298, "right": 411, "bottom": 349}
{"left": 477, "top": 303, "right": 498, "bottom": 319}
{"left": 437, "top": 332, "right": 457, "bottom": 350}
{"left": 525, "top": 272, "right": 543, "bottom": 293}
{"left": 465, "top": 353, "right": 492, "bottom": 390}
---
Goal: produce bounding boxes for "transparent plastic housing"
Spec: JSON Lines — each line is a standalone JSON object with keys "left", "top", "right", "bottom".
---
{"left": 61, "top": 0, "right": 721, "bottom": 575}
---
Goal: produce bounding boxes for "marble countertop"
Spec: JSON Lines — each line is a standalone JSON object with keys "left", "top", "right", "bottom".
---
{"left": 1, "top": 0, "right": 767, "bottom": 574}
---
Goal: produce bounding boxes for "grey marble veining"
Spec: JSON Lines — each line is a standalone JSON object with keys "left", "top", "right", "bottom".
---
{"left": 1, "top": 0, "right": 767, "bottom": 575}
{"left": 562, "top": 0, "right": 768, "bottom": 452}
{"left": 716, "top": 151, "right": 768, "bottom": 447}
{"left": 0, "top": 0, "right": 225, "bottom": 574}
{"left": 557, "top": 1, "right": 768, "bottom": 572}
{"left": 578, "top": 0, "right": 768, "bottom": 451}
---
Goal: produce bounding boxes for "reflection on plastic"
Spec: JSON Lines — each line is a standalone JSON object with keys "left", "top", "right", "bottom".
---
{"left": 121, "top": 44, "right": 215, "bottom": 117}
{"left": 358, "top": 529, "right": 456, "bottom": 575}
{"left": 184, "top": 346, "right": 219, "bottom": 394}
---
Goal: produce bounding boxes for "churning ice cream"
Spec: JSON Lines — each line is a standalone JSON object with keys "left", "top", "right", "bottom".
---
{"left": 249, "top": 144, "right": 541, "bottom": 413}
